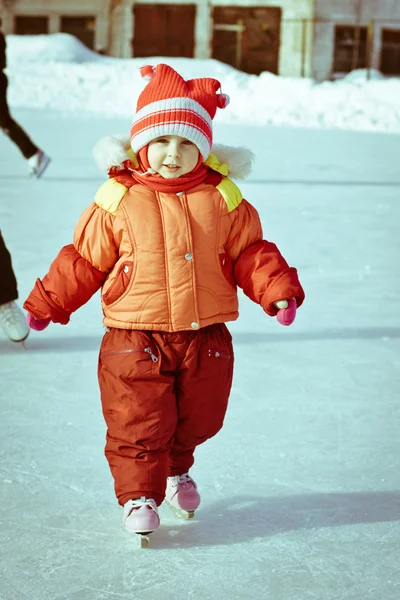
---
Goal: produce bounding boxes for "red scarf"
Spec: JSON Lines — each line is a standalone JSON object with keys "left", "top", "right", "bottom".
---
{"left": 109, "top": 146, "right": 211, "bottom": 193}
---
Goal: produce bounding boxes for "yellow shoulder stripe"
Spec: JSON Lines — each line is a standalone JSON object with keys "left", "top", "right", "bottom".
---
{"left": 94, "top": 179, "right": 128, "bottom": 215}
{"left": 216, "top": 178, "right": 243, "bottom": 213}
{"left": 204, "top": 153, "right": 229, "bottom": 176}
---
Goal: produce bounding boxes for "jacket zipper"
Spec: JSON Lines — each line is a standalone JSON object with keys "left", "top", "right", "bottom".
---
{"left": 101, "top": 347, "right": 159, "bottom": 362}
{"left": 208, "top": 350, "right": 231, "bottom": 359}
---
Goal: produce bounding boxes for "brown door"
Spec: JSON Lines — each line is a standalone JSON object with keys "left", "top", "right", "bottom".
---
{"left": 133, "top": 4, "right": 195, "bottom": 58}
{"left": 212, "top": 6, "right": 281, "bottom": 75}
{"left": 381, "top": 29, "right": 400, "bottom": 75}
{"left": 61, "top": 16, "right": 96, "bottom": 50}
{"left": 14, "top": 16, "right": 49, "bottom": 35}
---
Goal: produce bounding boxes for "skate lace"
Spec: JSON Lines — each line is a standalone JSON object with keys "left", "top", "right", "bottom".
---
{"left": 129, "top": 497, "right": 157, "bottom": 512}
{"left": 0, "top": 302, "right": 23, "bottom": 326}
{"left": 169, "top": 472, "right": 196, "bottom": 490}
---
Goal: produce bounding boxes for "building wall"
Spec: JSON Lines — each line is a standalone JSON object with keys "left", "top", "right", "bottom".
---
{"left": 210, "top": 0, "right": 314, "bottom": 77}
{"left": 315, "top": 0, "right": 400, "bottom": 20}
{"left": 122, "top": 0, "right": 315, "bottom": 77}
{"left": 0, "top": 0, "right": 110, "bottom": 52}
{"left": 1, "top": 0, "right": 316, "bottom": 78}
{"left": 312, "top": 0, "right": 400, "bottom": 80}
{"left": 109, "top": 0, "right": 133, "bottom": 57}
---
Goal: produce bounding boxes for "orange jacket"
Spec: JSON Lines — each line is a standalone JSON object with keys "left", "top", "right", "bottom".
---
{"left": 24, "top": 167, "right": 304, "bottom": 331}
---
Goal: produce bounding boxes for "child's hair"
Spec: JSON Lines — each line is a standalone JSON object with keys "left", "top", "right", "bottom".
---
{"left": 130, "top": 64, "right": 230, "bottom": 161}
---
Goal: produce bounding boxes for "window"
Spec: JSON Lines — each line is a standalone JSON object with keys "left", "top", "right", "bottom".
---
{"left": 61, "top": 16, "right": 96, "bottom": 50}
{"left": 333, "top": 26, "right": 367, "bottom": 73}
{"left": 381, "top": 29, "right": 400, "bottom": 75}
{"left": 14, "top": 16, "right": 49, "bottom": 35}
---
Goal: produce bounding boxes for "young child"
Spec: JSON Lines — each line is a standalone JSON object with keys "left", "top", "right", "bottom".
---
{"left": 24, "top": 64, "right": 305, "bottom": 537}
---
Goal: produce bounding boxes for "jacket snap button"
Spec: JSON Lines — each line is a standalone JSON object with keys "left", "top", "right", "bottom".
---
{"left": 123, "top": 265, "right": 129, "bottom": 273}
{"left": 191, "top": 322, "right": 199, "bottom": 329}
{"left": 185, "top": 253, "right": 193, "bottom": 261}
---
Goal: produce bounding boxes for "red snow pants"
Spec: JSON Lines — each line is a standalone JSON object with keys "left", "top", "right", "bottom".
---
{"left": 98, "top": 323, "right": 234, "bottom": 506}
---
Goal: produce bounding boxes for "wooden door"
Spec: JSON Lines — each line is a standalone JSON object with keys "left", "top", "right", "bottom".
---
{"left": 133, "top": 4, "right": 195, "bottom": 58}
{"left": 381, "top": 29, "right": 400, "bottom": 75}
{"left": 61, "top": 16, "right": 96, "bottom": 50}
{"left": 212, "top": 6, "right": 281, "bottom": 75}
{"left": 14, "top": 16, "right": 49, "bottom": 35}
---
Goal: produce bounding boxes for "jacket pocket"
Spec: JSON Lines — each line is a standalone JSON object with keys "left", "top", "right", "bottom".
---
{"left": 103, "top": 261, "right": 133, "bottom": 306}
{"left": 219, "top": 253, "right": 236, "bottom": 289}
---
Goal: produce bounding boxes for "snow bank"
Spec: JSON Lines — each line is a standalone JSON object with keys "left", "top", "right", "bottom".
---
{"left": 5, "top": 34, "right": 400, "bottom": 133}
{"left": 6, "top": 33, "right": 105, "bottom": 64}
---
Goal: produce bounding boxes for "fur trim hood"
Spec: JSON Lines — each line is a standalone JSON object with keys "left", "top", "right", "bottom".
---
{"left": 93, "top": 135, "right": 254, "bottom": 180}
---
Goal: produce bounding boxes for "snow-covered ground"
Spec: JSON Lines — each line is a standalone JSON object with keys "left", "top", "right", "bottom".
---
{"left": 5, "top": 33, "right": 400, "bottom": 133}
{"left": 1, "top": 37, "right": 400, "bottom": 599}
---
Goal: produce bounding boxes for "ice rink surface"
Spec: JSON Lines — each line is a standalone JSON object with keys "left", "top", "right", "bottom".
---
{"left": 1, "top": 111, "right": 399, "bottom": 600}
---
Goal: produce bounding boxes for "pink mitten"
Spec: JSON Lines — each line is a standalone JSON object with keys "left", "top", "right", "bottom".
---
{"left": 26, "top": 313, "right": 51, "bottom": 331}
{"left": 275, "top": 298, "right": 297, "bottom": 326}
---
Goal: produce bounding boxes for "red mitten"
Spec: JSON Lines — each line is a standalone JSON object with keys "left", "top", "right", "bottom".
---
{"left": 275, "top": 298, "right": 297, "bottom": 326}
{"left": 26, "top": 313, "right": 51, "bottom": 331}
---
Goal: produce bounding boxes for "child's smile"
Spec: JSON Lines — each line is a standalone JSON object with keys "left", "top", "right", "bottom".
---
{"left": 163, "top": 163, "right": 180, "bottom": 172}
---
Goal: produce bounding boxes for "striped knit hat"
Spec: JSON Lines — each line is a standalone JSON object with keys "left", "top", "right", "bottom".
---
{"left": 130, "top": 64, "right": 230, "bottom": 160}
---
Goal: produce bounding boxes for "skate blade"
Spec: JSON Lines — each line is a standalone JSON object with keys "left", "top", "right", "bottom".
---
{"left": 138, "top": 533, "right": 151, "bottom": 548}
{"left": 10, "top": 333, "right": 29, "bottom": 345}
{"left": 165, "top": 500, "right": 195, "bottom": 520}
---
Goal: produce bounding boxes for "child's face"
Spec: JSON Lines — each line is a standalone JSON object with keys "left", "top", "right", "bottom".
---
{"left": 147, "top": 135, "right": 200, "bottom": 178}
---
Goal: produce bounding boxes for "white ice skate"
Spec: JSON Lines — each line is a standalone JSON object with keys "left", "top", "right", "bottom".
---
{"left": 165, "top": 472, "right": 200, "bottom": 520}
{"left": 28, "top": 150, "right": 51, "bottom": 179}
{"left": 0, "top": 301, "right": 29, "bottom": 343}
{"left": 123, "top": 497, "right": 160, "bottom": 547}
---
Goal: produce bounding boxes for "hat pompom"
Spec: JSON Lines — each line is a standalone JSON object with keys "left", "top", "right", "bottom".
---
{"left": 140, "top": 65, "right": 156, "bottom": 81}
{"left": 217, "top": 93, "right": 230, "bottom": 109}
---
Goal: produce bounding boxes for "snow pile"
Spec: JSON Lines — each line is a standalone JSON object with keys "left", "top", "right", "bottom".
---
{"left": 6, "top": 33, "right": 106, "bottom": 64}
{"left": 5, "top": 33, "right": 400, "bottom": 133}
{"left": 342, "top": 68, "right": 386, "bottom": 83}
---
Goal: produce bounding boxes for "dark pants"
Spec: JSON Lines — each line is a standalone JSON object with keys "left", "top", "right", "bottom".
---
{"left": 0, "top": 74, "right": 38, "bottom": 159}
{"left": 0, "top": 230, "right": 18, "bottom": 305}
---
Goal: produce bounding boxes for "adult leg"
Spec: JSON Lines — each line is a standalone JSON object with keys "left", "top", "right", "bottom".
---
{"left": 169, "top": 323, "right": 234, "bottom": 476}
{"left": 0, "top": 230, "right": 18, "bottom": 305}
{"left": 98, "top": 328, "right": 178, "bottom": 507}
{"left": 0, "top": 76, "right": 38, "bottom": 159}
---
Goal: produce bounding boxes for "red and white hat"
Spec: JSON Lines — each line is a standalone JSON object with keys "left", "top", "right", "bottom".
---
{"left": 130, "top": 64, "right": 230, "bottom": 160}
